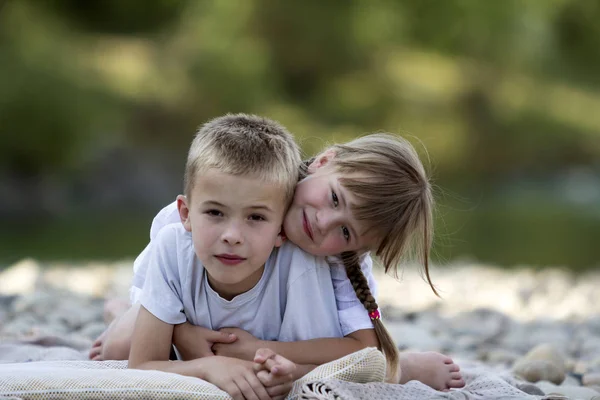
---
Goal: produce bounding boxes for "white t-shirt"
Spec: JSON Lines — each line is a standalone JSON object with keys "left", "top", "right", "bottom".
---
{"left": 140, "top": 223, "right": 343, "bottom": 342}
{"left": 132, "top": 201, "right": 379, "bottom": 336}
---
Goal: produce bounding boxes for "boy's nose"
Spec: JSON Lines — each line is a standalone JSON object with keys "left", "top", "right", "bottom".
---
{"left": 221, "top": 223, "right": 243, "bottom": 245}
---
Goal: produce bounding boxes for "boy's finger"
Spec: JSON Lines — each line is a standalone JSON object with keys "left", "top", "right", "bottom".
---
{"left": 254, "top": 347, "right": 277, "bottom": 364}
{"left": 207, "top": 330, "right": 237, "bottom": 343}
{"left": 257, "top": 371, "right": 294, "bottom": 388}
{"left": 253, "top": 362, "right": 268, "bottom": 374}
{"left": 268, "top": 355, "right": 296, "bottom": 376}
{"left": 239, "top": 373, "right": 271, "bottom": 400}
{"left": 259, "top": 356, "right": 296, "bottom": 376}
{"left": 266, "top": 381, "right": 294, "bottom": 397}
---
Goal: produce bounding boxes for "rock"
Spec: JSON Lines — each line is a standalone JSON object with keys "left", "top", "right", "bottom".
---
{"left": 561, "top": 374, "right": 581, "bottom": 386}
{"left": 514, "top": 382, "right": 545, "bottom": 395}
{"left": 385, "top": 322, "right": 442, "bottom": 352}
{"left": 513, "top": 359, "right": 565, "bottom": 385}
{"left": 513, "top": 343, "right": 567, "bottom": 384}
{"left": 0, "top": 259, "right": 41, "bottom": 295}
{"left": 77, "top": 322, "right": 107, "bottom": 340}
{"left": 481, "top": 349, "right": 521, "bottom": 366}
{"left": 537, "top": 380, "right": 600, "bottom": 399}
{"left": 2, "top": 314, "right": 41, "bottom": 336}
{"left": 583, "top": 372, "right": 600, "bottom": 387}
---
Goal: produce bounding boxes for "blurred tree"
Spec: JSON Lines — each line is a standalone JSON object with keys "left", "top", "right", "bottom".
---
{"left": 45, "top": 0, "right": 188, "bottom": 35}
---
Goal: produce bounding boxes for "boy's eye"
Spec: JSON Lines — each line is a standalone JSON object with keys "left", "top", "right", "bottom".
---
{"left": 332, "top": 191, "right": 339, "bottom": 207}
{"left": 249, "top": 214, "right": 266, "bottom": 221}
{"left": 206, "top": 209, "right": 223, "bottom": 217}
{"left": 341, "top": 226, "right": 350, "bottom": 241}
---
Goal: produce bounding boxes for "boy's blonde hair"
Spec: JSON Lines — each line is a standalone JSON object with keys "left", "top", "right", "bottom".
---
{"left": 329, "top": 133, "right": 436, "bottom": 382}
{"left": 184, "top": 113, "right": 301, "bottom": 205}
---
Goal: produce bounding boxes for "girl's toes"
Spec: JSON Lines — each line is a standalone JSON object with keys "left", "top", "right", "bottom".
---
{"left": 449, "top": 377, "right": 465, "bottom": 388}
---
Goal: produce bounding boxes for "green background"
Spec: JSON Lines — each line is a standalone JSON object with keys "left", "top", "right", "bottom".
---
{"left": 1, "top": 0, "right": 599, "bottom": 272}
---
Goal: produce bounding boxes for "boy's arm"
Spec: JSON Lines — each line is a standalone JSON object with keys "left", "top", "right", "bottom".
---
{"left": 172, "top": 322, "right": 238, "bottom": 360}
{"left": 130, "top": 306, "right": 274, "bottom": 400}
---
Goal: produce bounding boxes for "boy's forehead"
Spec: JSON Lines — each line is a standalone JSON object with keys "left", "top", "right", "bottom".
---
{"left": 193, "top": 170, "right": 288, "bottom": 207}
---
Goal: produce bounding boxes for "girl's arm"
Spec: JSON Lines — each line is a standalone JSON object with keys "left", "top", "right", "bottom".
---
{"left": 213, "top": 327, "right": 379, "bottom": 365}
{"left": 257, "top": 328, "right": 379, "bottom": 365}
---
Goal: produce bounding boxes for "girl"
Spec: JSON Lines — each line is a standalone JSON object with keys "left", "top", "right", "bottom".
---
{"left": 92, "top": 133, "right": 464, "bottom": 391}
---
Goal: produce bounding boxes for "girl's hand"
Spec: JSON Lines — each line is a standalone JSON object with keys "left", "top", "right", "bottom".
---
{"left": 212, "top": 327, "right": 262, "bottom": 361}
{"left": 253, "top": 348, "right": 297, "bottom": 400}
{"left": 173, "top": 322, "right": 237, "bottom": 360}
{"left": 197, "top": 356, "right": 272, "bottom": 400}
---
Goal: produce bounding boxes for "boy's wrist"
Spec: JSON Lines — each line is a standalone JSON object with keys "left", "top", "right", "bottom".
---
{"left": 191, "top": 357, "right": 210, "bottom": 380}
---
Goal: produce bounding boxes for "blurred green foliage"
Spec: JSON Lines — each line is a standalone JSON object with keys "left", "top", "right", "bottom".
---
{"left": 1, "top": 0, "right": 599, "bottom": 270}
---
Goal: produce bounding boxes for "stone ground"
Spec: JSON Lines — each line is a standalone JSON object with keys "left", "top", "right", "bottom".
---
{"left": 0, "top": 258, "right": 599, "bottom": 399}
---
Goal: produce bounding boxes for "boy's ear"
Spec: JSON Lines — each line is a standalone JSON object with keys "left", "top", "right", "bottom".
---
{"left": 177, "top": 195, "right": 192, "bottom": 232}
{"left": 307, "top": 149, "right": 336, "bottom": 174}
{"left": 274, "top": 228, "right": 287, "bottom": 248}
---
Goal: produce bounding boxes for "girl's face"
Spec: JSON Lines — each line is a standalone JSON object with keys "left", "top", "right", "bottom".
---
{"left": 283, "top": 151, "right": 377, "bottom": 256}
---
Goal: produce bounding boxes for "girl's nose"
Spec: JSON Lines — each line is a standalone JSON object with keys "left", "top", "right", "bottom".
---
{"left": 315, "top": 210, "right": 341, "bottom": 235}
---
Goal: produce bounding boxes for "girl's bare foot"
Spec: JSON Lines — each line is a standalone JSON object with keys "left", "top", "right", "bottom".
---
{"left": 103, "top": 298, "right": 130, "bottom": 325}
{"left": 89, "top": 298, "right": 130, "bottom": 360}
{"left": 89, "top": 329, "right": 107, "bottom": 360}
{"left": 398, "top": 351, "right": 465, "bottom": 391}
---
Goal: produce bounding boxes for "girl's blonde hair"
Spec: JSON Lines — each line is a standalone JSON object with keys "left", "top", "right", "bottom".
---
{"left": 327, "top": 133, "right": 437, "bottom": 381}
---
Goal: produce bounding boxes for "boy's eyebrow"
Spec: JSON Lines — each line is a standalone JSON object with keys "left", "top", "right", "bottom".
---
{"left": 203, "top": 201, "right": 274, "bottom": 213}
{"left": 203, "top": 200, "right": 227, "bottom": 208}
{"left": 247, "top": 205, "right": 274, "bottom": 213}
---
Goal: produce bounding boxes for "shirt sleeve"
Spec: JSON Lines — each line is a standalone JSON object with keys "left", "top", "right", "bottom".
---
{"left": 130, "top": 201, "right": 180, "bottom": 300}
{"left": 329, "top": 253, "right": 379, "bottom": 336}
{"left": 139, "top": 225, "right": 188, "bottom": 325}
{"left": 149, "top": 201, "right": 180, "bottom": 241}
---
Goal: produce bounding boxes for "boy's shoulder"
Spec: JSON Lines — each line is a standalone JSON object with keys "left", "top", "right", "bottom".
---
{"left": 152, "top": 222, "right": 193, "bottom": 259}
{"left": 150, "top": 201, "right": 180, "bottom": 240}
{"left": 154, "top": 221, "right": 189, "bottom": 240}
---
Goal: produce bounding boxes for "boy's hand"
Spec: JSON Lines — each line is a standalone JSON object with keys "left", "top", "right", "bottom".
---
{"left": 253, "top": 348, "right": 297, "bottom": 400}
{"left": 195, "top": 356, "right": 271, "bottom": 400}
{"left": 212, "top": 327, "right": 262, "bottom": 361}
{"left": 173, "top": 322, "right": 237, "bottom": 360}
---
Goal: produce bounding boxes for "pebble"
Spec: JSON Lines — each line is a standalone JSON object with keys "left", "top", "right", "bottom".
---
{"left": 536, "top": 380, "right": 600, "bottom": 400}
{"left": 513, "top": 343, "right": 567, "bottom": 384}
{"left": 583, "top": 373, "right": 600, "bottom": 387}
{"left": 0, "top": 260, "right": 599, "bottom": 400}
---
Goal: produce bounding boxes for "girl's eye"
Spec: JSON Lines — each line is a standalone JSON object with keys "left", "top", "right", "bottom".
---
{"left": 249, "top": 214, "right": 265, "bottom": 221}
{"left": 341, "top": 226, "right": 350, "bottom": 241}
{"left": 332, "top": 191, "right": 339, "bottom": 207}
{"left": 206, "top": 209, "right": 223, "bottom": 217}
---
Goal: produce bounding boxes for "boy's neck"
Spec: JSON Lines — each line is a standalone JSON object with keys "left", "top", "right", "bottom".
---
{"left": 206, "top": 264, "right": 266, "bottom": 301}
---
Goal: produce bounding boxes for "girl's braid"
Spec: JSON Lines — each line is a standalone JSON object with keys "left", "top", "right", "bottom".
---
{"left": 341, "top": 251, "right": 378, "bottom": 313}
{"left": 340, "top": 251, "right": 400, "bottom": 382}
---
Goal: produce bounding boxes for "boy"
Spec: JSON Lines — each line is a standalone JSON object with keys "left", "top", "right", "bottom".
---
{"left": 129, "top": 114, "right": 348, "bottom": 399}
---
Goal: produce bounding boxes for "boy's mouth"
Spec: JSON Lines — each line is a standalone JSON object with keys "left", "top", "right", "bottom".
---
{"left": 303, "top": 211, "right": 314, "bottom": 241}
{"left": 215, "top": 254, "right": 246, "bottom": 265}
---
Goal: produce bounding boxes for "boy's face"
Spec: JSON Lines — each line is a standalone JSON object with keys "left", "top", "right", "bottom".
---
{"left": 178, "top": 170, "right": 286, "bottom": 300}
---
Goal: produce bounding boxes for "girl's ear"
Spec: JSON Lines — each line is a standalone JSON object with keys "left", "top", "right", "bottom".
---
{"left": 177, "top": 195, "right": 192, "bottom": 232}
{"left": 307, "top": 149, "right": 336, "bottom": 174}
